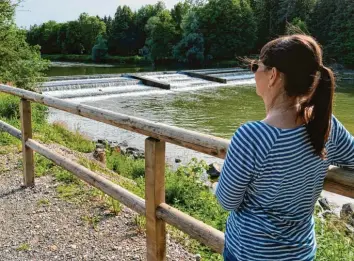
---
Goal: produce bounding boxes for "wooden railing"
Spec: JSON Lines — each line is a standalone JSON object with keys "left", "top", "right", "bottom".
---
{"left": 0, "top": 84, "right": 353, "bottom": 260}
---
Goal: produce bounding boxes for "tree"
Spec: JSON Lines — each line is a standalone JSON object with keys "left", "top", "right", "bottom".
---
{"left": 134, "top": 2, "right": 166, "bottom": 55}
{"left": 78, "top": 13, "right": 106, "bottom": 54}
{"left": 326, "top": 0, "right": 354, "bottom": 67}
{"left": 308, "top": 0, "right": 337, "bottom": 49}
{"left": 109, "top": 6, "right": 135, "bottom": 55}
{"left": 0, "top": 0, "right": 48, "bottom": 89}
{"left": 173, "top": 10, "right": 205, "bottom": 64}
{"left": 92, "top": 35, "right": 108, "bottom": 62}
{"left": 143, "top": 10, "right": 178, "bottom": 62}
{"left": 63, "top": 20, "right": 84, "bottom": 54}
{"left": 198, "top": 0, "right": 257, "bottom": 59}
{"left": 171, "top": 1, "right": 191, "bottom": 34}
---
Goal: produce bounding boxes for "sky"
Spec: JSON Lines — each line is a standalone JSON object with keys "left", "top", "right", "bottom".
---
{"left": 16, "top": 0, "right": 180, "bottom": 28}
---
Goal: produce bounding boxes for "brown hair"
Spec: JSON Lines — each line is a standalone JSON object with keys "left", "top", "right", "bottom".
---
{"left": 260, "top": 34, "right": 335, "bottom": 158}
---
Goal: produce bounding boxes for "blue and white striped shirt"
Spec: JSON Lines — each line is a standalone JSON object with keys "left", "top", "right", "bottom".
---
{"left": 216, "top": 115, "right": 354, "bottom": 261}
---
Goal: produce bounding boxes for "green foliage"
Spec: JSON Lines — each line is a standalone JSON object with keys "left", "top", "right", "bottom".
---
{"left": 173, "top": 11, "right": 205, "bottom": 64}
{"left": 92, "top": 35, "right": 108, "bottom": 62}
{"left": 143, "top": 10, "right": 179, "bottom": 62}
{"left": 0, "top": 93, "right": 20, "bottom": 119}
{"left": 286, "top": 18, "right": 310, "bottom": 35}
{"left": 22, "top": 0, "right": 354, "bottom": 67}
{"left": 106, "top": 151, "right": 145, "bottom": 180}
{"left": 171, "top": 1, "right": 191, "bottom": 34}
{"left": 79, "top": 13, "right": 106, "bottom": 54}
{"left": 325, "top": 0, "right": 354, "bottom": 67}
{"left": 0, "top": 1, "right": 48, "bottom": 89}
{"left": 314, "top": 207, "right": 354, "bottom": 260}
{"left": 109, "top": 5, "right": 135, "bottom": 56}
{"left": 27, "top": 13, "right": 106, "bottom": 55}
{"left": 39, "top": 122, "right": 95, "bottom": 153}
{"left": 198, "top": 0, "right": 257, "bottom": 59}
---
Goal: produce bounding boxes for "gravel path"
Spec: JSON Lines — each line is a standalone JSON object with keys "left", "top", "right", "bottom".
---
{"left": 0, "top": 151, "right": 195, "bottom": 261}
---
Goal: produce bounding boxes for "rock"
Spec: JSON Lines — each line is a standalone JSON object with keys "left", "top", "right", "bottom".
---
{"left": 97, "top": 139, "right": 107, "bottom": 145}
{"left": 207, "top": 163, "right": 221, "bottom": 178}
{"left": 212, "top": 182, "right": 218, "bottom": 193}
{"left": 318, "top": 197, "right": 331, "bottom": 211}
{"left": 345, "top": 224, "right": 354, "bottom": 235}
{"left": 118, "top": 141, "right": 128, "bottom": 147}
{"left": 71, "top": 244, "right": 77, "bottom": 249}
{"left": 96, "top": 143, "right": 105, "bottom": 149}
{"left": 340, "top": 203, "right": 354, "bottom": 219}
{"left": 321, "top": 210, "right": 335, "bottom": 219}
{"left": 341, "top": 203, "right": 354, "bottom": 225}
{"left": 49, "top": 245, "right": 58, "bottom": 251}
{"left": 195, "top": 253, "right": 201, "bottom": 261}
{"left": 125, "top": 147, "right": 145, "bottom": 159}
{"left": 93, "top": 148, "right": 106, "bottom": 164}
{"left": 175, "top": 158, "right": 181, "bottom": 163}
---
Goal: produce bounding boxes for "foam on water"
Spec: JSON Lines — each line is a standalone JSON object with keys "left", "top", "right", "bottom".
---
{"left": 41, "top": 68, "right": 255, "bottom": 101}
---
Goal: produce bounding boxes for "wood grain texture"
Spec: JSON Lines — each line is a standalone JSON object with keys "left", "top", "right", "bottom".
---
{"left": 20, "top": 99, "right": 34, "bottom": 187}
{"left": 145, "top": 138, "right": 166, "bottom": 261}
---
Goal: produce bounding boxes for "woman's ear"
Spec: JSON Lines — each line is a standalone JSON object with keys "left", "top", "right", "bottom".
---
{"left": 269, "top": 67, "right": 281, "bottom": 88}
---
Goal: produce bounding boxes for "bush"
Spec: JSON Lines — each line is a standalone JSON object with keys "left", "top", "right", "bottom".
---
{"left": 92, "top": 35, "right": 108, "bottom": 63}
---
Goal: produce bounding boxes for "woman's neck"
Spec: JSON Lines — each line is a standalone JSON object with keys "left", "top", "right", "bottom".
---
{"left": 263, "top": 97, "right": 304, "bottom": 129}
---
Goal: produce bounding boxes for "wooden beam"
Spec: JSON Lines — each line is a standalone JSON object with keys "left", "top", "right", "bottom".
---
{"left": 0, "top": 119, "right": 22, "bottom": 139}
{"left": 324, "top": 166, "right": 354, "bottom": 198}
{"left": 156, "top": 203, "right": 225, "bottom": 254}
{"left": 0, "top": 84, "right": 229, "bottom": 159}
{"left": 145, "top": 138, "right": 166, "bottom": 261}
{"left": 129, "top": 75, "right": 171, "bottom": 90}
{"left": 183, "top": 71, "right": 227, "bottom": 83}
{"left": 25, "top": 139, "right": 146, "bottom": 215}
{"left": 20, "top": 99, "right": 34, "bottom": 187}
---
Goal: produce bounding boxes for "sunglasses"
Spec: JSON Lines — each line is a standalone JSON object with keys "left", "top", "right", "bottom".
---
{"left": 250, "top": 61, "right": 259, "bottom": 73}
{"left": 250, "top": 60, "right": 272, "bottom": 73}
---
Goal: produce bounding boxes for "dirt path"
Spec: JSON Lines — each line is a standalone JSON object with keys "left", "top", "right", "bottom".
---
{"left": 0, "top": 151, "right": 194, "bottom": 261}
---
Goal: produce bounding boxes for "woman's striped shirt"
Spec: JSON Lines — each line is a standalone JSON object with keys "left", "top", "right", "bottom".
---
{"left": 216, "top": 115, "right": 354, "bottom": 261}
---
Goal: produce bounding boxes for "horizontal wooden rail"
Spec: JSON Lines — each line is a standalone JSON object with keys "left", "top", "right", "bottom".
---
{"left": 0, "top": 120, "right": 226, "bottom": 253}
{"left": 156, "top": 203, "right": 224, "bottom": 253}
{"left": 0, "top": 84, "right": 228, "bottom": 158}
{"left": 0, "top": 120, "right": 22, "bottom": 139}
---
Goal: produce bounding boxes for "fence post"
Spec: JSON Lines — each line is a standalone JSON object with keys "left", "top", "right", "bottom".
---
{"left": 145, "top": 137, "right": 166, "bottom": 261}
{"left": 20, "top": 98, "right": 34, "bottom": 187}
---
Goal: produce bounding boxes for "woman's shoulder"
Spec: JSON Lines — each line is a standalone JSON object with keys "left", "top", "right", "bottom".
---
{"left": 234, "top": 121, "right": 280, "bottom": 142}
{"left": 232, "top": 121, "right": 280, "bottom": 152}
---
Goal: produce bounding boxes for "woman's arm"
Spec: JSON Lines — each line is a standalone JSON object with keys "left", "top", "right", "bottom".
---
{"left": 215, "top": 124, "right": 256, "bottom": 211}
{"left": 330, "top": 116, "right": 354, "bottom": 170}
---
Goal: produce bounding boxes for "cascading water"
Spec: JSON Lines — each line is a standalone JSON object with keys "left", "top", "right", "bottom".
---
{"left": 39, "top": 68, "right": 255, "bottom": 101}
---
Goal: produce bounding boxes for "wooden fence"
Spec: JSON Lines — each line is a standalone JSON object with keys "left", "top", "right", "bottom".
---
{"left": 0, "top": 84, "right": 353, "bottom": 260}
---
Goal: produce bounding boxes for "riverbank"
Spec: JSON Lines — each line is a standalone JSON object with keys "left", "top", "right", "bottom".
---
{"left": 42, "top": 54, "right": 149, "bottom": 66}
{"left": 43, "top": 54, "right": 241, "bottom": 69}
{"left": 1, "top": 92, "right": 354, "bottom": 260}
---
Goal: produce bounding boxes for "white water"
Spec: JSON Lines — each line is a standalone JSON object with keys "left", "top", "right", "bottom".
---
{"left": 40, "top": 68, "right": 255, "bottom": 101}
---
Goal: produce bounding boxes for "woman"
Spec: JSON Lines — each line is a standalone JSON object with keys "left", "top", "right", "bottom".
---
{"left": 216, "top": 34, "right": 354, "bottom": 261}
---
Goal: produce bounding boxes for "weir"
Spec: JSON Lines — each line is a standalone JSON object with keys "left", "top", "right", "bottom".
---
{"left": 39, "top": 68, "right": 255, "bottom": 100}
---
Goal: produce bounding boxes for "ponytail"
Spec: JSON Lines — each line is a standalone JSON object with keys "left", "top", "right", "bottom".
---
{"left": 305, "top": 66, "right": 335, "bottom": 159}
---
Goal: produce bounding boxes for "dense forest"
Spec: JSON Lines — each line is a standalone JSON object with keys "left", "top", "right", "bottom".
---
{"left": 25, "top": 0, "right": 354, "bottom": 67}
